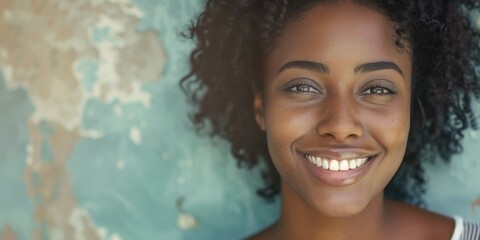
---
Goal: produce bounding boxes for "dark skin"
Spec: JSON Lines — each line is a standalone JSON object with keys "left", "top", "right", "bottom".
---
{"left": 250, "top": 2, "right": 454, "bottom": 240}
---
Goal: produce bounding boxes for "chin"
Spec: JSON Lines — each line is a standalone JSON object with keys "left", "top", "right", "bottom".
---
{"left": 311, "top": 199, "right": 369, "bottom": 218}
{"left": 302, "top": 187, "right": 379, "bottom": 218}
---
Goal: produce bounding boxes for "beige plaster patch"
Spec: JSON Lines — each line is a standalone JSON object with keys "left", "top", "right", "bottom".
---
{"left": 0, "top": 0, "right": 166, "bottom": 239}
{"left": 0, "top": 225, "right": 18, "bottom": 240}
{"left": 472, "top": 197, "right": 480, "bottom": 216}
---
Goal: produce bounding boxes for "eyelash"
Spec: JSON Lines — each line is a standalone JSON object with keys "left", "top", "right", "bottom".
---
{"left": 287, "top": 84, "right": 321, "bottom": 93}
{"left": 286, "top": 84, "right": 396, "bottom": 96}
{"left": 360, "top": 85, "right": 396, "bottom": 95}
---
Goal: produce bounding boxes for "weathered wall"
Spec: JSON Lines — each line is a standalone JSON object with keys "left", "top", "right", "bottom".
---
{"left": 0, "top": 1, "right": 478, "bottom": 240}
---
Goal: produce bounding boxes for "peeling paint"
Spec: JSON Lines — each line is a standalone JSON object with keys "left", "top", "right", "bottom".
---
{"left": 116, "top": 160, "right": 125, "bottom": 170}
{"left": 79, "top": 129, "right": 105, "bottom": 140}
{"left": 470, "top": 130, "right": 477, "bottom": 139}
{"left": 23, "top": 121, "right": 101, "bottom": 240}
{"left": 113, "top": 105, "right": 123, "bottom": 116}
{"left": 0, "top": 225, "right": 18, "bottom": 240}
{"left": 129, "top": 127, "right": 142, "bottom": 145}
{"left": 0, "top": 0, "right": 165, "bottom": 130}
{"left": 0, "top": 0, "right": 166, "bottom": 239}
{"left": 69, "top": 208, "right": 101, "bottom": 240}
{"left": 109, "top": 233, "right": 122, "bottom": 240}
{"left": 106, "top": 0, "right": 143, "bottom": 18}
{"left": 472, "top": 197, "right": 480, "bottom": 215}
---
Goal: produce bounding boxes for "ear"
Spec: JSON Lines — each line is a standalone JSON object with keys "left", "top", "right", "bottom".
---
{"left": 254, "top": 92, "right": 266, "bottom": 131}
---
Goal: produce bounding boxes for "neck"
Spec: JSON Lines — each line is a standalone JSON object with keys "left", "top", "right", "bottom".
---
{"left": 273, "top": 183, "right": 393, "bottom": 240}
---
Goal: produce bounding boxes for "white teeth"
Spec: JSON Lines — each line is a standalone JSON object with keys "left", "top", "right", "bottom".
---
{"left": 339, "top": 160, "right": 349, "bottom": 171}
{"left": 349, "top": 160, "right": 357, "bottom": 169}
{"left": 305, "top": 154, "right": 371, "bottom": 171}
{"left": 356, "top": 158, "right": 362, "bottom": 166}
{"left": 322, "top": 159, "right": 329, "bottom": 169}
{"left": 329, "top": 160, "right": 339, "bottom": 171}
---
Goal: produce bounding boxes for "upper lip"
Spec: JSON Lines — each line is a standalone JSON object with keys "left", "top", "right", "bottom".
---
{"left": 299, "top": 148, "right": 377, "bottom": 160}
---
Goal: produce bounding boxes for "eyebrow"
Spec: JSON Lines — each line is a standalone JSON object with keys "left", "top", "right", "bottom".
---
{"left": 277, "top": 60, "right": 329, "bottom": 75}
{"left": 277, "top": 60, "right": 404, "bottom": 76}
{"left": 354, "top": 61, "right": 403, "bottom": 76}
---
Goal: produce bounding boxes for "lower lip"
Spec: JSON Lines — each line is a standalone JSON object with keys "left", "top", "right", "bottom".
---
{"left": 299, "top": 153, "right": 376, "bottom": 186}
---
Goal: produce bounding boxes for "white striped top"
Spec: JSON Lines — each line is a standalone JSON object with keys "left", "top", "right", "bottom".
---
{"left": 451, "top": 216, "right": 480, "bottom": 240}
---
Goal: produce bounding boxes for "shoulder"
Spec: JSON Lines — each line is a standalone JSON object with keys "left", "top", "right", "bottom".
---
{"left": 386, "top": 200, "right": 455, "bottom": 240}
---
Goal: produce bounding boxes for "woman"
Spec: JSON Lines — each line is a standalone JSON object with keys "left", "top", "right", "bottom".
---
{"left": 181, "top": 0, "right": 480, "bottom": 239}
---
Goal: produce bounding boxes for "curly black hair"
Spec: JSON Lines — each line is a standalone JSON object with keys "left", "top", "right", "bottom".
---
{"left": 181, "top": 0, "right": 480, "bottom": 206}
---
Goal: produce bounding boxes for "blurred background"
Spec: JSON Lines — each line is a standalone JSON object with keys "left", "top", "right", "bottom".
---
{"left": 0, "top": 1, "right": 479, "bottom": 240}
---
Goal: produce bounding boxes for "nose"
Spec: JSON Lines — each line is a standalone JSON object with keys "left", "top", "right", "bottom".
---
{"left": 316, "top": 96, "right": 364, "bottom": 141}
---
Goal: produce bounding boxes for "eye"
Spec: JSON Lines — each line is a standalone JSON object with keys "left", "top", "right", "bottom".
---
{"left": 287, "top": 84, "right": 320, "bottom": 93}
{"left": 360, "top": 85, "right": 396, "bottom": 95}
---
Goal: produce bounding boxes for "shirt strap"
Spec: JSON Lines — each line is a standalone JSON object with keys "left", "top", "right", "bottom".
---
{"left": 451, "top": 215, "right": 464, "bottom": 240}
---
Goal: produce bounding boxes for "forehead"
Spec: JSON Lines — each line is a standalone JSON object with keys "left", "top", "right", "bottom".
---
{"left": 265, "top": 2, "right": 412, "bottom": 77}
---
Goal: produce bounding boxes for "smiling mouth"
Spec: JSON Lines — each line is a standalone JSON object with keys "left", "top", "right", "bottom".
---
{"left": 303, "top": 153, "right": 375, "bottom": 171}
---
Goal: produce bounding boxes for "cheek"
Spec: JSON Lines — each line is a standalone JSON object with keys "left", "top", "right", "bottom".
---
{"left": 263, "top": 92, "right": 319, "bottom": 144}
{"left": 264, "top": 106, "right": 296, "bottom": 159}
{"left": 362, "top": 105, "right": 410, "bottom": 192}
{"left": 367, "top": 103, "right": 410, "bottom": 159}
{"left": 391, "top": 107, "right": 410, "bottom": 150}
{"left": 263, "top": 101, "right": 311, "bottom": 172}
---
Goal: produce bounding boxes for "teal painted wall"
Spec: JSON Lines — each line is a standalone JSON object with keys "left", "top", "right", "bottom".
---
{"left": 0, "top": 1, "right": 478, "bottom": 240}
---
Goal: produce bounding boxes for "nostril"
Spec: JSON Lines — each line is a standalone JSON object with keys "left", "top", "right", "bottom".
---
{"left": 315, "top": 100, "right": 364, "bottom": 140}
{"left": 316, "top": 116, "right": 363, "bottom": 140}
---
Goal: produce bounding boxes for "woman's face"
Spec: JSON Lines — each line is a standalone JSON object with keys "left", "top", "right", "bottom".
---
{"left": 255, "top": 2, "right": 412, "bottom": 217}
